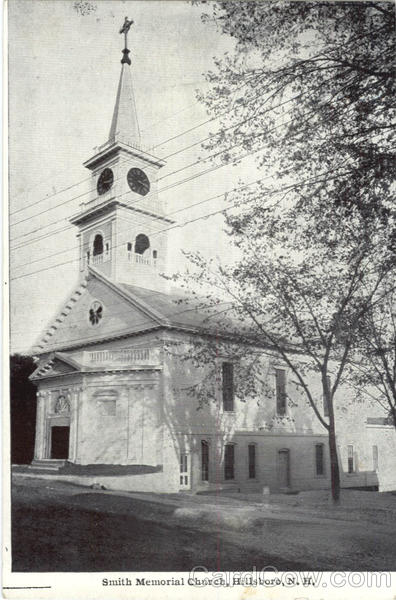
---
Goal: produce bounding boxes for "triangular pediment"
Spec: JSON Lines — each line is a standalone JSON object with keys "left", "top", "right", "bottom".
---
{"left": 33, "top": 268, "right": 165, "bottom": 354}
{"left": 30, "top": 352, "right": 81, "bottom": 380}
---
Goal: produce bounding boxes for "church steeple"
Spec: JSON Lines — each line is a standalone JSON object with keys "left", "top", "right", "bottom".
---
{"left": 71, "top": 18, "right": 173, "bottom": 292}
{"left": 108, "top": 18, "right": 140, "bottom": 149}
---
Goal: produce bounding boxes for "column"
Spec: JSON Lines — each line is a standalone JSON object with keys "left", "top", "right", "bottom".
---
{"left": 69, "top": 386, "right": 83, "bottom": 463}
{"left": 34, "top": 390, "right": 50, "bottom": 459}
{"left": 33, "top": 391, "right": 43, "bottom": 460}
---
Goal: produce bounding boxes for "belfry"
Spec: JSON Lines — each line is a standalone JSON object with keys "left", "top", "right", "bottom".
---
{"left": 70, "top": 19, "right": 172, "bottom": 291}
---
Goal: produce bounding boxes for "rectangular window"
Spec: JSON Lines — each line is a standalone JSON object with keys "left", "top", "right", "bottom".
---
{"left": 222, "top": 362, "right": 234, "bottom": 412}
{"left": 347, "top": 445, "right": 355, "bottom": 473}
{"left": 372, "top": 445, "right": 378, "bottom": 471}
{"left": 315, "top": 444, "right": 324, "bottom": 476}
{"left": 127, "top": 242, "right": 132, "bottom": 252}
{"left": 105, "top": 242, "right": 110, "bottom": 255}
{"left": 180, "top": 453, "right": 188, "bottom": 486}
{"left": 224, "top": 444, "right": 235, "bottom": 480}
{"left": 201, "top": 441, "right": 209, "bottom": 482}
{"left": 248, "top": 444, "right": 256, "bottom": 479}
{"left": 323, "top": 376, "right": 331, "bottom": 417}
{"left": 275, "top": 369, "right": 287, "bottom": 415}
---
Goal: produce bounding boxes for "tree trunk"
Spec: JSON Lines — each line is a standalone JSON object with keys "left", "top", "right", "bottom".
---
{"left": 390, "top": 405, "right": 396, "bottom": 429}
{"left": 325, "top": 383, "right": 340, "bottom": 503}
{"left": 328, "top": 423, "right": 340, "bottom": 502}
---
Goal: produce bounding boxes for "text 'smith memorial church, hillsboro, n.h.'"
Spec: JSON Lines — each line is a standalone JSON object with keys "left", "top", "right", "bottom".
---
{"left": 29, "top": 21, "right": 396, "bottom": 494}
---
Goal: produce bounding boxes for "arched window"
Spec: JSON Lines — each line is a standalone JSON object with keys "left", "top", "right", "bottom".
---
{"left": 134, "top": 234, "right": 150, "bottom": 255}
{"left": 93, "top": 234, "right": 104, "bottom": 256}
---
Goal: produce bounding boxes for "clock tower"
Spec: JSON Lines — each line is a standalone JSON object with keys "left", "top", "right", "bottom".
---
{"left": 70, "top": 20, "right": 173, "bottom": 291}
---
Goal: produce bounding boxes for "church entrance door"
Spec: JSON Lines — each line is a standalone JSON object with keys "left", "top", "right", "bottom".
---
{"left": 50, "top": 426, "right": 70, "bottom": 459}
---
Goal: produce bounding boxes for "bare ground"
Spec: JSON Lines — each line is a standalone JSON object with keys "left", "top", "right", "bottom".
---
{"left": 10, "top": 475, "right": 396, "bottom": 572}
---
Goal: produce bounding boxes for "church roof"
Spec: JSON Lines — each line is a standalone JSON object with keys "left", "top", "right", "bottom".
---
{"left": 108, "top": 61, "right": 140, "bottom": 148}
{"left": 32, "top": 267, "right": 241, "bottom": 355}
{"left": 120, "top": 283, "right": 236, "bottom": 333}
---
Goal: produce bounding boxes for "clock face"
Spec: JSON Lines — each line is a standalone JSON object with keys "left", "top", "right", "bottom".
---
{"left": 97, "top": 168, "right": 114, "bottom": 195}
{"left": 127, "top": 168, "right": 150, "bottom": 196}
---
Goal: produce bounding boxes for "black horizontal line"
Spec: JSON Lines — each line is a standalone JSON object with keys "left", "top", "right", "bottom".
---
{"left": 3, "top": 586, "right": 52, "bottom": 589}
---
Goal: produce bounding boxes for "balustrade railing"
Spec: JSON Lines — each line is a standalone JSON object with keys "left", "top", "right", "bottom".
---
{"left": 127, "top": 252, "right": 157, "bottom": 267}
{"left": 92, "top": 254, "right": 104, "bottom": 265}
{"left": 85, "top": 252, "right": 110, "bottom": 267}
{"left": 87, "top": 348, "right": 151, "bottom": 364}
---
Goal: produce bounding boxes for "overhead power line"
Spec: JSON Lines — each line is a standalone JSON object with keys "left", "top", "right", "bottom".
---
{"left": 10, "top": 165, "right": 352, "bottom": 282}
{"left": 9, "top": 22, "right": 386, "bottom": 248}
{"left": 11, "top": 81, "right": 356, "bottom": 248}
{"left": 10, "top": 154, "right": 152, "bottom": 229}
{"left": 151, "top": 21, "right": 387, "bottom": 151}
{"left": 11, "top": 169, "right": 293, "bottom": 270}
{"left": 9, "top": 83, "right": 302, "bottom": 225}
{"left": 10, "top": 27, "right": 376, "bottom": 224}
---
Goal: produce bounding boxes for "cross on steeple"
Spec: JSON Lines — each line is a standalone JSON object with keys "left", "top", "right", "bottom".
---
{"left": 119, "top": 17, "right": 134, "bottom": 65}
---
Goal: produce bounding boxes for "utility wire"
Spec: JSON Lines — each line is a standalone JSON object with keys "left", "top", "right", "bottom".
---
{"left": 9, "top": 83, "right": 306, "bottom": 226}
{"left": 9, "top": 22, "right": 387, "bottom": 246}
{"left": 9, "top": 92, "right": 360, "bottom": 252}
{"left": 14, "top": 90, "right": 350, "bottom": 259}
{"left": 10, "top": 166, "right": 352, "bottom": 282}
{"left": 12, "top": 170, "right": 293, "bottom": 270}
{"left": 10, "top": 21, "right": 379, "bottom": 224}
{"left": 151, "top": 22, "right": 387, "bottom": 151}
{"left": 10, "top": 85, "right": 352, "bottom": 247}
{"left": 10, "top": 154, "right": 154, "bottom": 229}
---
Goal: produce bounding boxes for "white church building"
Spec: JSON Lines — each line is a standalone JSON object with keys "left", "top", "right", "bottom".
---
{"left": 29, "top": 28, "right": 396, "bottom": 494}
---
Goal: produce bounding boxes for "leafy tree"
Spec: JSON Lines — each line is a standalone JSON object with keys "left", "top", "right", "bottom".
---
{"left": 10, "top": 354, "right": 37, "bottom": 464}
{"left": 179, "top": 1, "right": 395, "bottom": 501}
{"left": 197, "top": 0, "right": 395, "bottom": 227}
{"left": 347, "top": 286, "right": 396, "bottom": 428}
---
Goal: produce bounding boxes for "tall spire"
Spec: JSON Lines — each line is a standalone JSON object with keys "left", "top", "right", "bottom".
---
{"left": 108, "top": 17, "right": 141, "bottom": 148}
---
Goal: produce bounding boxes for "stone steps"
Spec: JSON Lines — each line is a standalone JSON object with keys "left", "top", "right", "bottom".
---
{"left": 30, "top": 459, "right": 66, "bottom": 471}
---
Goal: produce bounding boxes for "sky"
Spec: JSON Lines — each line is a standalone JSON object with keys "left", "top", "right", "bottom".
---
{"left": 8, "top": 0, "right": 261, "bottom": 353}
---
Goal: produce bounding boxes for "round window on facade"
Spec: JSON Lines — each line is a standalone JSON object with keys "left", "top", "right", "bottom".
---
{"left": 89, "top": 300, "right": 104, "bottom": 326}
